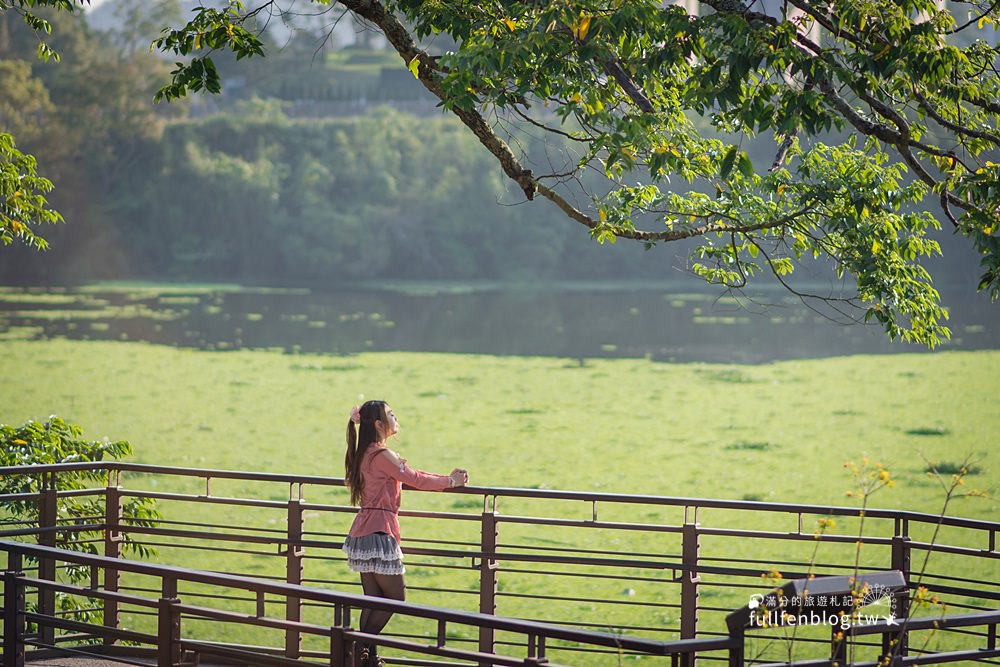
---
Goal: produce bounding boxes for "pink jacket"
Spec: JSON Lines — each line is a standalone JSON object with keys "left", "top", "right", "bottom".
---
{"left": 348, "top": 445, "right": 452, "bottom": 544}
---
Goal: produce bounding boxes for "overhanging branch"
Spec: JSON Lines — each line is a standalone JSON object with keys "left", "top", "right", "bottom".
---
{"left": 336, "top": 0, "right": 539, "bottom": 198}
{"left": 335, "top": 0, "right": 803, "bottom": 244}
{"left": 913, "top": 89, "right": 1000, "bottom": 149}
{"left": 600, "top": 58, "right": 656, "bottom": 114}
{"left": 816, "top": 78, "right": 904, "bottom": 144}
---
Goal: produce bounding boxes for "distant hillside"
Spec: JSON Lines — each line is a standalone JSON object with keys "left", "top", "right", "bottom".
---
{"left": 81, "top": 1, "right": 117, "bottom": 32}
{"left": 84, "top": 1, "right": 224, "bottom": 32}
{"left": 83, "top": 0, "right": 361, "bottom": 48}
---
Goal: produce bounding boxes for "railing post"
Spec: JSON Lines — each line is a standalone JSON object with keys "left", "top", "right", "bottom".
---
{"left": 330, "top": 626, "right": 345, "bottom": 667}
{"left": 157, "top": 578, "right": 181, "bottom": 667}
{"left": 478, "top": 499, "right": 499, "bottom": 662}
{"left": 831, "top": 624, "right": 847, "bottom": 666}
{"left": 285, "top": 485, "right": 305, "bottom": 659}
{"left": 681, "top": 510, "right": 700, "bottom": 634}
{"left": 4, "top": 552, "right": 25, "bottom": 667}
{"left": 884, "top": 523, "right": 911, "bottom": 663}
{"left": 104, "top": 470, "right": 124, "bottom": 642}
{"left": 37, "top": 473, "right": 57, "bottom": 648}
{"left": 680, "top": 508, "right": 700, "bottom": 667}
{"left": 727, "top": 626, "right": 744, "bottom": 667}
{"left": 331, "top": 604, "right": 351, "bottom": 667}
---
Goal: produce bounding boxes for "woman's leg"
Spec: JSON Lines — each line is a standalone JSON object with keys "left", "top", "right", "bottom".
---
{"left": 358, "top": 573, "right": 378, "bottom": 639}
{"left": 356, "top": 574, "right": 384, "bottom": 667}
{"left": 360, "top": 572, "right": 406, "bottom": 635}
{"left": 356, "top": 572, "right": 406, "bottom": 665}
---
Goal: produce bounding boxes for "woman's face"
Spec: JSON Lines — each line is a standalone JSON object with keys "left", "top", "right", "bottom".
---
{"left": 378, "top": 405, "right": 400, "bottom": 440}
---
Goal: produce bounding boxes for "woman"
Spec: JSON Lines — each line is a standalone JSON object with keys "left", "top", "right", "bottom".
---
{"left": 342, "top": 400, "right": 469, "bottom": 666}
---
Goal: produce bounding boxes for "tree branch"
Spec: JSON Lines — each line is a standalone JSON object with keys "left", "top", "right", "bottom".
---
{"left": 908, "top": 139, "right": 975, "bottom": 173}
{"left": 783, "top": 0, "right": 869, "bottom": 50}
{"left": 600, "top": 57, "right": 656, "bottom": 113}
{"left": 945, "top": 0, "right": 1000, "bottom": 34}
{"left": 699, "top": 0, "right": 826, "bottom": 55}
{"left": 941, "top": 190, "right": 960, "bottom": 229}
{"left": 957, "top": 90, "right": 1000, "bottom": 115}
{"left": 701, "top": 4, "right": 993, "bottom": 225}
{"left": 913, "top": 89, "right": 1000, "bottom": 149}
{"left": 816, "top": 78, "right": 904, "bottom": 144}
{"left": 336, "top": 0, "right": 811, "bottom": 243}
{"left": 728, "top": 230, "right": 748, "bottom": 288}
{"left": 337, "top": 0, "right": 539, "bottom": 199}
{"left": 748, "top": 235, "right": 860, "bottom": 310}
{"left": 336, "top": 0, "right": 990, "bottom": 251}
{"left": 510, "top": 107, "right": 590, "bottom": 143}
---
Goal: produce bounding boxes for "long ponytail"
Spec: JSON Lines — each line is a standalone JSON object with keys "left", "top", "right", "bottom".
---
{"left": 345, "top": 419, "right": 360, "bottom": 504}
{"left": 344, "top": 400, "right": 387, "bottom": 506}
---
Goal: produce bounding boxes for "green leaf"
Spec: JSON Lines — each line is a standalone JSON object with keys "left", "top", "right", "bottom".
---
{"left": 737, "top": 152, "right": 754, "bottom": 178}
{"left": 719, "top": 145, "right": 737, "bottom": 180}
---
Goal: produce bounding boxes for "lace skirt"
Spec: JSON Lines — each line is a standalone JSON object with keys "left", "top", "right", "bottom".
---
{"left": 342, "top": 532, "right": 405, "bottom": 575}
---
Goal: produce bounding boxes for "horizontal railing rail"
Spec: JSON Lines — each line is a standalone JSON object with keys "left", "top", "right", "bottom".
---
{"left": 2, "top": 461, "right": 999, "bottom": 532}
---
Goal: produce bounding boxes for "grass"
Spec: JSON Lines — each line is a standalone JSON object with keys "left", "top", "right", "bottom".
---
{"left": 0, "top": 338, "right": 995, "bottom": 513}
{"left": 1, "top": 339, "right": 998, "bottom": 663}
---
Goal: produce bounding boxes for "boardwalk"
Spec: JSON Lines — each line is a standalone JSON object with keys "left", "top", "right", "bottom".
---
{"left": 29, "top": 658, "right": 155, "bottom": 667}
{"left": 28, "top": 657, "right": 236, "bottom": 667}
{"left": 3, "top": 461, "right": 1000, "bottom": 667}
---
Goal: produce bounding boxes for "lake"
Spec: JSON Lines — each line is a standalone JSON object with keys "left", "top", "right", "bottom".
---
{"left": 0, "top": 283, "right": 995, "bottom": 362}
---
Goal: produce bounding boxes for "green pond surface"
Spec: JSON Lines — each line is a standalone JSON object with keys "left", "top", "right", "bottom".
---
{"left": 0, "top": 282, "right": 996, "bottom": 362}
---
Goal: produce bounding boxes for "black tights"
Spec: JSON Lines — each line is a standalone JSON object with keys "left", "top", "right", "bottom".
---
{"left": 359, "top": 573, "right": 405, "bottom": 660}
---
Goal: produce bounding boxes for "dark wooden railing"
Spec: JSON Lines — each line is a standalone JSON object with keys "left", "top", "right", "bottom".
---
{"left": 3, "top": 540, "right": 734, "bottom": 667}
{"left": 1, "top": 462, "right": 999, "bottom": 666}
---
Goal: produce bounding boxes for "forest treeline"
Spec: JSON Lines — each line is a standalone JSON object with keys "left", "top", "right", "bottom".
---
{"left": 107, "top": 107, "right": 663, "bottom": 283}
{"left": 1, "top": 4, "right": 690, "bottom": 284}
{"left": 0, "top": 3, "right": 982, "bottom": 288}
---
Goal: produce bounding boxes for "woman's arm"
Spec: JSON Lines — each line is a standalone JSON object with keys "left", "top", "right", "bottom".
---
{"left": 375, "top": 449, "right": 456, "bottom": 491}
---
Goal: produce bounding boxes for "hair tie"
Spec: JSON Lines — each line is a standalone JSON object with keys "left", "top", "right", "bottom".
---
{"left": 350, "top": 405, "right": 361, "bottom": 424}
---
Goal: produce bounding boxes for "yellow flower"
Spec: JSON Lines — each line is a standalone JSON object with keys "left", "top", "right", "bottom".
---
{"left": 761, "top": 567, "right": 783, "bottom": 584}
{"left": 13, "top": 439, "right": 28, "bottom": 445}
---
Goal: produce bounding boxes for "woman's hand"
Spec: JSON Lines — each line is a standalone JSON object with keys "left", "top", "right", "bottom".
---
{"left": 448, "top": 468, "right": 470, "bottom": 488}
